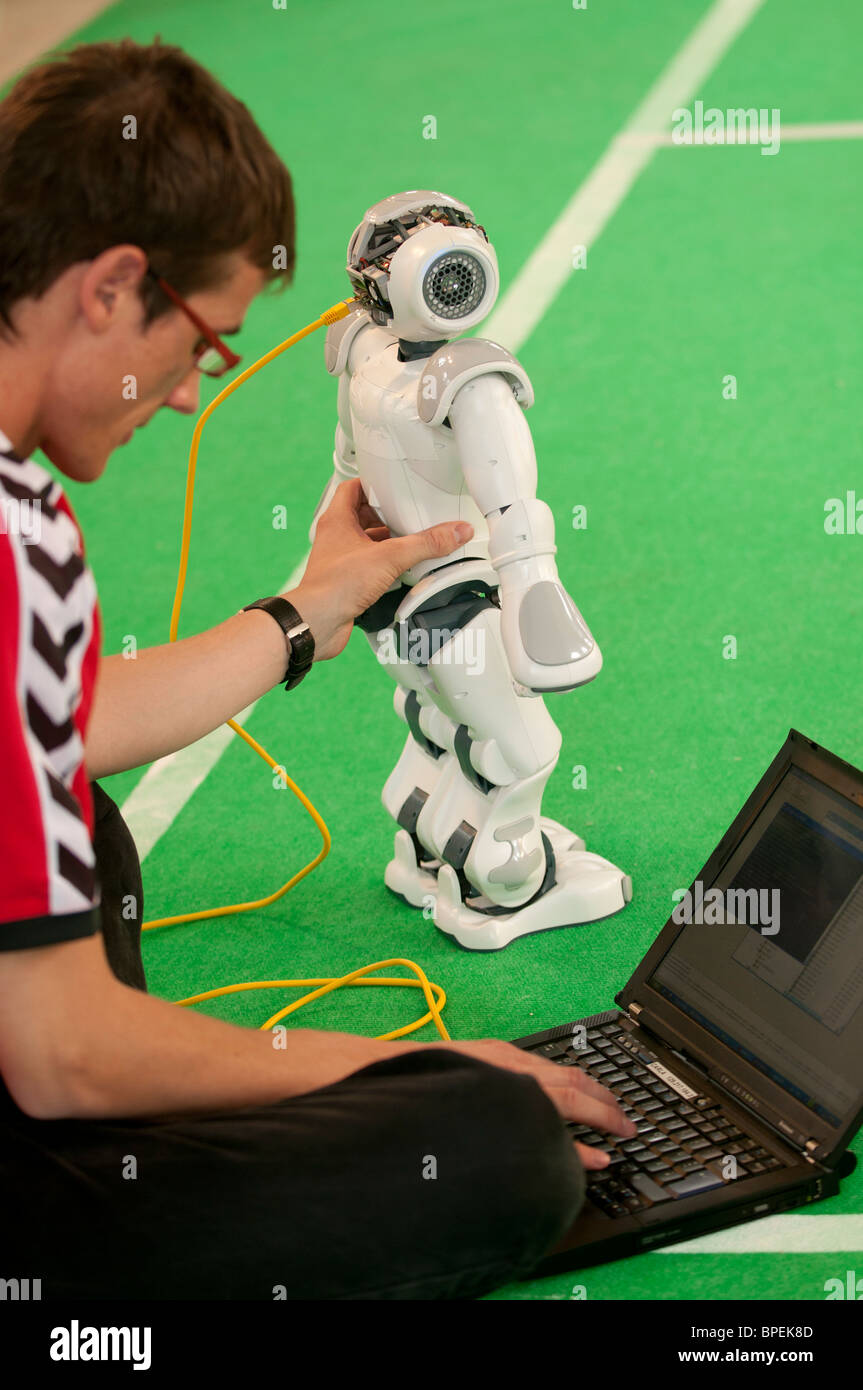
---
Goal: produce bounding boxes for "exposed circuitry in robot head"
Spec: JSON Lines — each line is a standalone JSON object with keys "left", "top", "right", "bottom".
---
{"left": 345, "top": 189, "right": 499, "bottom": 342}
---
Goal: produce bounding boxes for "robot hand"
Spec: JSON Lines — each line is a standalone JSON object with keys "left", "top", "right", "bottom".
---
{"left": 488, "top": 498, "right": 602, "bottom": 693}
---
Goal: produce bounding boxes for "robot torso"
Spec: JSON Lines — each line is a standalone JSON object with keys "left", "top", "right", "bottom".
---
{"left": 346, "top": 333, "right": 490, "bottom": 585}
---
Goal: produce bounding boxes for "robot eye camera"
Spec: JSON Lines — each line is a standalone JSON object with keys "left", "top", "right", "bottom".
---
{"left": 345, "top": 188, "right": 500, "bottom": 342}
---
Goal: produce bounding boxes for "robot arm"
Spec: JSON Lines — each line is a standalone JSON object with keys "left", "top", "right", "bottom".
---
{"left": 449, "top": 373, "right": 602, "bottom": 692}
{"left": 310, "top": 304, "right": 384, "bottom": 545}
{"left": 308, "top": 372, "right": 359, "bottom": 544}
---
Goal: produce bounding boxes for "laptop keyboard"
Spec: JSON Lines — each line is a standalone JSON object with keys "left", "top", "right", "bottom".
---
{"left": 536, "top": 1018, "right": 786, "bottom": 1218}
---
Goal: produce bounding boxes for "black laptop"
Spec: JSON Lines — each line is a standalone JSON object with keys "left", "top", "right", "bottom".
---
{"left": 514, "top": 729, "right": 863, "bottom": 1275}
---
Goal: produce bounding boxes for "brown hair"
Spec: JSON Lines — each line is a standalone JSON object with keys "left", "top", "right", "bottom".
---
{"left": 0, "top": 37, "right": 296, "bottom": 332}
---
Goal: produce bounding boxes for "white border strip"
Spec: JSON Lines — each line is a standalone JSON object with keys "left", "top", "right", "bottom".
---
{"left": 655, "top": 1213, "right": 863, "bottom": 1254}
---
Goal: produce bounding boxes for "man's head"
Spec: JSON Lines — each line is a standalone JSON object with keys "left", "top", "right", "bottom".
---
{"left": 0, "top": 39, "right": 295, "bottom": 479}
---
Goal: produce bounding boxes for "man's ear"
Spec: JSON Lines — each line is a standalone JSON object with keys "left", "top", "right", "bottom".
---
{"left": 79, "top": 246, "right": 149, "bottom": 333}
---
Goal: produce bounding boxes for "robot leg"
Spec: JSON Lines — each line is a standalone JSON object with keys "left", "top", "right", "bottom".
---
{"left": 423, "top": 602, "right": 631, "bottom": 949}
{"left": 360, "top": 623, "right": 459, "bottom": 907}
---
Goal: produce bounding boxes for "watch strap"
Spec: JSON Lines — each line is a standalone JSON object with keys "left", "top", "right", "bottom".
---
{"left": 243, "top": 596, "right": 315, "bottom": 690}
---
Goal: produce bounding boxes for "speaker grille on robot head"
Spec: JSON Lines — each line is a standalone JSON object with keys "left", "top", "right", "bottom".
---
{"left": 422, "top": 252, "right": 486, "bottom": 319}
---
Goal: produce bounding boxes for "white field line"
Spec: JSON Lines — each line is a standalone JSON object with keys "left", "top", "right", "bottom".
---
{"left": 654, "top": 1212, "right": 863, "bottom": 1254}
{"left": 620, "top": 121, "right": 863, "bottom": 149}
{"left": 0, "top": 0, "right": 114, "bottom": 87}
{"left": 481, "top": 0, "right": 768, "bottom": 350}
{"left": 122, "top": 0, "right": 767, "bottom": 860}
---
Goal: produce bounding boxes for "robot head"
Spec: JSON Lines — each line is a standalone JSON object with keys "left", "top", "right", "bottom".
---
{"left": 346, "top": 190, "right": 499, "bottom": 342}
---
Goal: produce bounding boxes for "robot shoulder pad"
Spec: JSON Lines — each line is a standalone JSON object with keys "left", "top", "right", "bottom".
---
{"left": 324, "top": 303, "right": 373, "bottom": 376}
{"left": 417, "top": 339, "right": 534, "bottom": 426}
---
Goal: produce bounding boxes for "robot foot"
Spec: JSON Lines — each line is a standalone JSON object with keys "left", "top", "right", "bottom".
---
{"left": 384, "top": 820, "right": 628, "bottom": 950}
{"left": 384, "top": 829, "right": 441, "bottom": 908}
{"left": 540, "top": 816, "right": 586, "bottom": 855}
{"left": 433, "top": 820, "right": 631, "bottom": 951}
{"left": 384, "top": 817, "right": 584, "bottom": 911}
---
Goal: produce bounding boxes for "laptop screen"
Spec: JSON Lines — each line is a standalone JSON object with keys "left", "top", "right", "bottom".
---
{"left": 648, "top": 763, "right": 863, "bottom": 1129}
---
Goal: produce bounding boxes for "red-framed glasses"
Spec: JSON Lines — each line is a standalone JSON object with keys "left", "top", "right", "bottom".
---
{"left": 147, "top": 268, "right": 242, "bottom": 379}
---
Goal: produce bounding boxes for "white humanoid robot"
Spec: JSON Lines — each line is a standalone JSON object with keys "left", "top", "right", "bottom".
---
{"left": 309, "top": 190, "right": 631, "bottom": 950}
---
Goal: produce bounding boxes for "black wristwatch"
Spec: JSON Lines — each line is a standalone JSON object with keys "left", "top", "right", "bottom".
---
{"left": 243, "top": 596, "right": 315, "bottom": 691}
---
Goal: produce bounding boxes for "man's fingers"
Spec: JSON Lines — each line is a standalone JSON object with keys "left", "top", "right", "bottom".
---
{"left": 514, "top": 1053, "right": 635, "bottom": 1134}
{"left": 454, "top": 1040, "right": 636, "bottom": 1136}
{"left": 548, "top": 1080, "right": 637, "bottom": 1135}
{"left": 319, "top": 477, "right": 369, "bottom": 534}
{"left": 566, "top": 1067, "right": 624, "bottom": 1107}
{"left": 318, "top": 481, "right": 475, "bottom": 583}
{"left": 493, "top": 1050, "right": 635, "bottom": 1136}
{"left": 427, "top": 1039, "right": 636, "bottom": 1145}
{"left": 574, "top": 1141, "right": 612, "bottom": 1171}
{"left": 357, "top": 501, "right": 384, "bottom": 530}
{"left": 382, "top": 519, "right": 474, "bottom": 572}
{"left": 523, "top": 1059, "right": 635, "bottom": 1134}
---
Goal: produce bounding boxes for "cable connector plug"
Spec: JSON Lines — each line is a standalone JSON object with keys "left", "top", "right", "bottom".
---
{"left": 320, "top": 298, "right": 356, "bottom": 325}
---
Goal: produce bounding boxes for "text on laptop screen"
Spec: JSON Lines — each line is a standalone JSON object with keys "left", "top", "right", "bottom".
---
{"left": 649, "top": 765, "right": 863, "bottom": 1129}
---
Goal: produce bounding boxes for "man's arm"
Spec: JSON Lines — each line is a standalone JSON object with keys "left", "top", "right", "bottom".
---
{"left": 0, "top": 930, "right": 635, "bottom": 1165}
{"left": 85, "top": 607, "right": 295, "bottom": 780}
{"left": 0, "top": 932, "right": 397, "bottom": 1119}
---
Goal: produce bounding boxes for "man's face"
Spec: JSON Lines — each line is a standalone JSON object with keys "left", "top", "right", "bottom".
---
{"left": 40, "top": 253, "right": 266, "bottom": 481}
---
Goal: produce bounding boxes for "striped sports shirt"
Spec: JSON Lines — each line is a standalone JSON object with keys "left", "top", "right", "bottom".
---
{"left": 0, "top": 426, "right": 101, "bottom": 949}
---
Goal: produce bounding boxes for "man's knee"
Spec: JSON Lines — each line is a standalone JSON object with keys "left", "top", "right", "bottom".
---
{"left": 367, "top": 1047, "right": 587, "bottom": 1270}
{"left": 450, "top": 1051, "right": 586, "bottom": 1264}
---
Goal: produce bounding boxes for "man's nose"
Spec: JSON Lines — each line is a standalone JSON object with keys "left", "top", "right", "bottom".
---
{"left": 165, "top": 369, "right": 202, "bottom": 415}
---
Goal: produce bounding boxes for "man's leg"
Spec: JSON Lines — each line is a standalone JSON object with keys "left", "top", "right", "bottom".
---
{"left": 0, "top": 1048, "right": 585, "bottom": 1300}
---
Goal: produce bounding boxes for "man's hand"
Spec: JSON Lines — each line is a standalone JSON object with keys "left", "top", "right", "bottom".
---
{"left": 283, "top": 478, "right": 474, "bottom": 661}
{"left": 428, "top": 1038, "right": 638, "bottom": 1171}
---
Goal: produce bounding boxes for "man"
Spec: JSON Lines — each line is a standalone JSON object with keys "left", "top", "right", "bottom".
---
{"left": 0, "top": 38, "right": 633, "bottom": 1300}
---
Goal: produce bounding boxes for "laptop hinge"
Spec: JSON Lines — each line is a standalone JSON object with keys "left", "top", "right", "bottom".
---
{"left": 627, "top": 1003, "right": 644, "bottom": 1018}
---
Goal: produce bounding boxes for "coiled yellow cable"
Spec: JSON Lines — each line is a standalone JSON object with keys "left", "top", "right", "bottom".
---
{"left": 176, "top": 958, "right": 447, "bottom": 1042}
{"left": 141, "top": 298, "right": 450, "bottom": 1042}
